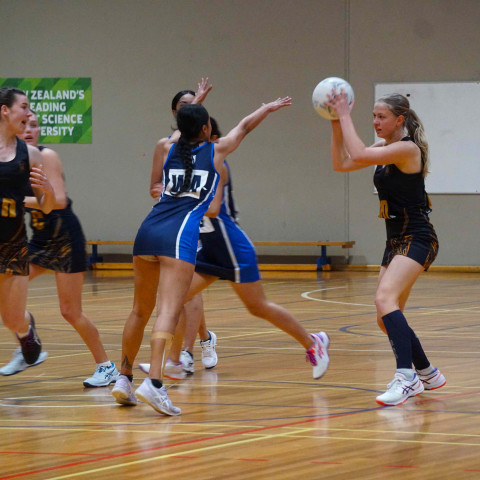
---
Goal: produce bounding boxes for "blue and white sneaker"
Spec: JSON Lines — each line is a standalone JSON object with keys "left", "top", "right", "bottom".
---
{"left": 83, "top": 362, "right": 119, "bottom": 387}
{"left": 0, "top": 347, "right": 48, "bottom": 376}
{"left": 376, "top": 372, "right": 424, "bottom": 406}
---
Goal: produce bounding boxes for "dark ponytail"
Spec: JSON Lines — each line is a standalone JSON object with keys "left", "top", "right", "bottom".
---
{"left": 174, "top": 104, "right": 210, "bottom": 195}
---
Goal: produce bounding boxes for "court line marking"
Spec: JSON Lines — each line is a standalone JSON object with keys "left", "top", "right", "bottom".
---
{"left": 301, "top": 287, "right": 480, "bottom": 312}
{"left": 0, "top": 409, "right": 378, "bottom": 480}
{"left": 302, "top": 287, "right": 373, "bottom": 306}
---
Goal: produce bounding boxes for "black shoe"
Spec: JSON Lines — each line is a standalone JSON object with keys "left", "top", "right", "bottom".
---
{"left": 16, "top": 314, "right": 42, "bottom": 365}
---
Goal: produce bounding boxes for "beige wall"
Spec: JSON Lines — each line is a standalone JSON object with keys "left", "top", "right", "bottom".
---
{"left": 2, "top": 0, "right": 479, "bottom": 265}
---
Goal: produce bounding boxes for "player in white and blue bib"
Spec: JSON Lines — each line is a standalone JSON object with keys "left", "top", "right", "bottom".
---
{"left": 114, "top": 96, "right": 293, "bottom": 416}
{"left": 133, "top": 140, "right": 219, "bottom": 264}
{"left": 144, "top": 117, "right": 331, "bottom": 385}
{"left": 196, "top": 160, "right": 260, "bottom": 283}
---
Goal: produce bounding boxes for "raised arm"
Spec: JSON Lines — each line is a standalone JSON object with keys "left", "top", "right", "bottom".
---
{"left": 330, "top": 120, "right": 365, "bottom": 172}
{"left": 191, "top": 77, "right": 213, "bottom": 106}
{"left": 25, "top": 147, "right": 67, "bottom": 209}
{"left": 213, "top": 97, "right": 292, "bottom": 166}
{"left": 326, "top": 89, "right": 417, "bottom": 169}
{"left": 150, "top": 136, "right": 175, "bottom": 200}
{"left": 27, "top": 145, "right": 55, "bottom": 214}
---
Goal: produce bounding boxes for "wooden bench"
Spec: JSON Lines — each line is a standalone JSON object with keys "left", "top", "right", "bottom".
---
{"left": 86, "top": 240, "right": 355, "bottom": 271}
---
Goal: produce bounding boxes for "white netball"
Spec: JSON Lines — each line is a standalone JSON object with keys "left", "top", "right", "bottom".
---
{"left": 312, "top": 77, "right": 354, "bottom": 120}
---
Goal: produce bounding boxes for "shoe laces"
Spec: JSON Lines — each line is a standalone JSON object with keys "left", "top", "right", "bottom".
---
{"left": 201, "top": 341, "right": 214, "bottom": 355}
{"left": 386, "top": 377, "right": 401, "bottom": 390}
{"left": 96, "top": 364, "right": 113, "bottom": 374}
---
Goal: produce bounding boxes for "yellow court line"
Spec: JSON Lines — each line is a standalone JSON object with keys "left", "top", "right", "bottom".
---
{"left": 283, "top": 425, "right": 480, "bottom": 439}
{"left": 45, "top": 425, "right": 480, "bottom": 480}
{"left": 263, "top": 433, "right": 480, "bottom": 448}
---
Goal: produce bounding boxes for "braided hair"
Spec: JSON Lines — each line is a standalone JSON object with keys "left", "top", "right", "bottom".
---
{"left": 378, "top": 93, "right": 430, "bottom": 177}
{"left": 174, "top": 104, "right": 210, "bottom": 195}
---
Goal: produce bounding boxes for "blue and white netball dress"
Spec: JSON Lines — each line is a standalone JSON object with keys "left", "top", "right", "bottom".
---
{"left": 195, "top": 161, "right": 260, "bottom": 283}
{"left": 134, "top": 141, "right": 219, "bottom": 264}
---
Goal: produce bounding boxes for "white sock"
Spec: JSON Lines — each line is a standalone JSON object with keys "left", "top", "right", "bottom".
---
{"left": 396, "top": 368, "right": 415, "bottom": 380}
{"left": 417, "top": 365, "right": 435, "bottom": 376}
{"left": 17, "top": 325, "right": 31, "bottom": 338}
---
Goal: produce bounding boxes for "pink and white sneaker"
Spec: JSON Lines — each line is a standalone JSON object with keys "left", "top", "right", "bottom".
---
{"left": 306, "top": 332, "right": 330, "bottom": 379}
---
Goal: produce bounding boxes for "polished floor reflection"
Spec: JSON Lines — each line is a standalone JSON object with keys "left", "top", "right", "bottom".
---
{"left": 1, "top": 270, "right": 480, "bottom": 479}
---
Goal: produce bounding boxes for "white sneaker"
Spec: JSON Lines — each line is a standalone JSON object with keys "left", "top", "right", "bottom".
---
{"left": 306, "top": 332, "right": 330, "bottom": 379}
{"left": 416, "top": 367, "right": 446, "bottom": 390}
{"left": 112, "top": 374, "right": 137, "bottom": 406}
{"left": 180, "top": 350, "right": 195, "bottom": 374}
{"left": 200, "top": 331, "right": 217, "bottom": 369}
{"left": 0, "top": 347, "right": 48, "bottom": 376}
{"left": 83, "top": 362, "right": 119, "bottom": 387}
{"left": 139, "top": 363, "right": 150, "bottom": 374}
{"left": 135, "top": 378, "right": 181, "bottom": 416}
{"left": 138, "top": 360, "right": 187, "bottom": 381}
{"left": 376, "top": 372, "right": 424, "bottom": 406}
{"left": 164, "top": 359, "right": 187, "bottom": 381}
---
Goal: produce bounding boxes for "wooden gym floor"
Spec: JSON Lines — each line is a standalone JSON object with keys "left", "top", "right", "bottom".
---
{"left": 1, "top": 269, "right": 479, "bottom": 479}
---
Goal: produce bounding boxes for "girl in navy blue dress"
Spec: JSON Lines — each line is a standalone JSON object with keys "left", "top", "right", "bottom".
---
{"left": 113, "top": 96, "right": 292, "bottom": 416}
{"left": 326, "top": 90, "right": 445, "bottom": 406}
{"left": 0, "top": 88, "right": 55, "bottom": 368}
{"left": 0, "top": 111, "right": 119, "bottom": 386}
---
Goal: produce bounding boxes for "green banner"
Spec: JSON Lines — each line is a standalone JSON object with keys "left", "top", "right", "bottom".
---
{"left": 0, "top": 77, "right": 92, "bottom": 144}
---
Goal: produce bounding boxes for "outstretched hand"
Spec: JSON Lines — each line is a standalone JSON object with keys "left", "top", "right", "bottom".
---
{"left": 324, "top": 88, "right": 353, "bottom": 119}
{"left": 262, "top": 96, "right": 293, "bottom": 112}
{"left": 193, "top": 77, "right": 213, "bottom": 105}
{"left": 29, "top": 165, "right": 54, "bottom": 194}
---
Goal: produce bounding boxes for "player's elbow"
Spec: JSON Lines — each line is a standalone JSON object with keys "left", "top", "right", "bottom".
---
{"left": 55, "top": 196, "right": 68, "bottom": 209}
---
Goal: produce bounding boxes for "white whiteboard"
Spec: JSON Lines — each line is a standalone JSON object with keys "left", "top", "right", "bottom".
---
{"left": 374, "top": 82, "right": 480, "bottom": 194}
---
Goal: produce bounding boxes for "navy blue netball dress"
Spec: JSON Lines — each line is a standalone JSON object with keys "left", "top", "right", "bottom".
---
{"left": 373, "top": 137, "right": 438, "bottom": 270}
{"left": 26, "top": 147, "right": 87, "bottom": 273}
{"left": 0, "top": 139, "right": 30, "bottom": 275}
{"left": 195, "top": 161, "right": 260, "bottom": 283}
{"left": 134, "top": 141, "right": 219, "bottom": 265}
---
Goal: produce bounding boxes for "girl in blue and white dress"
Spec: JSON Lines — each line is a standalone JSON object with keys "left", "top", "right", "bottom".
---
{"left": 142, "top": 117, "right": 331, "bottom": 382}
{"left": 113, "top": 97, "right": 292, "bottom": 416}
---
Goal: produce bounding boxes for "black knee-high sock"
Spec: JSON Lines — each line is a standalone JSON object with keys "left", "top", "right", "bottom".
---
{"left": 382, "top": 310, "right": 413, "bottom": 369}
{"left": 409, "top": 327, "right": 430, "bottom": 370}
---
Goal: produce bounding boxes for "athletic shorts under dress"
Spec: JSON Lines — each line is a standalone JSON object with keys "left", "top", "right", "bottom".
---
{"left": 134, "top": 141, "right": 219, "bottom": 265}
{"left": 373, "top": 137, "right": 438, "bottom": 270}
{"left": 0, "top": 138, "right": 30, "bottom": 275}
{"left": 195, "top": 161, "right": 260, "bottom": 283}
